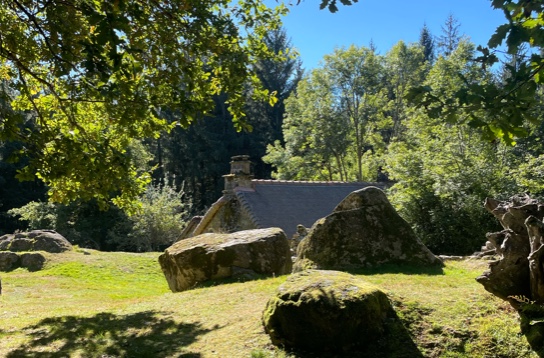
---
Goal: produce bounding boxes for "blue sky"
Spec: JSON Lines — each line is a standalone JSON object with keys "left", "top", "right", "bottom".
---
{"left": 271, "top": 0, "right": 508, "bottom": 70}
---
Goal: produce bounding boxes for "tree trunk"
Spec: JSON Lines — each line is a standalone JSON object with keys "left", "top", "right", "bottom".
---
{"left": 479, "top": 195, "right": 544, "bottom": 356}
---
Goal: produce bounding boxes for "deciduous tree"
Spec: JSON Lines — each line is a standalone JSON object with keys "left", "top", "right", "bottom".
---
{"left": 0, "top": 0, "right": 285, "bottom": 210}
{"left": 323, "top": 45, "right": 387, "bottom": 181}
{"left": 266, "top": 45, "right": 389, "bottom": 182}
{"left": 383, "top": 41, "right": 426, "bottom": 142}
{"left": 385, "top": 41, "right": 514, "bottom": 254}
{"left": 264, "top": 69, "right": 351, "bottom": 180}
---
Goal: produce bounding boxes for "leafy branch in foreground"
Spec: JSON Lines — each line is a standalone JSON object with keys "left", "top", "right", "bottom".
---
{"left": 0, "top": 0, "right": 286, "bottom": 210}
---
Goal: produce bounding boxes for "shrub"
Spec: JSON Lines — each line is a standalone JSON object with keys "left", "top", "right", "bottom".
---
{"left": 388, "top": 188, "right": 501, "bottom": 255}
{"left": 7, "top": 201, "right": 57, "bottom": 230}
{"left": 8, "top": 181, "right": 190, "bottom": 252}
{"left": 110, "top": 181, "right": 190, "bottom": 252}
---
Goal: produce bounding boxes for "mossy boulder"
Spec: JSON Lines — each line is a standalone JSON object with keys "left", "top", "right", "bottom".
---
{"left": 20, "top": 252, "right": 47, "bottom": 271}
{"left": 0, "top": 252, "right": 20, "bottom": 271}
{"left": 0, "top": 250, "right": 47, "bottom": 272}
{"left": 159, "top": 228, "right": 292, "bottom": 292}
{"left": 0, "top": 230, "right": 72, "bottom": 253}
{"left": 293, "top": 187, "right": 442, "bottom": 272}
{"left": 262, "top": 270, "right": 420, "bottom": 355}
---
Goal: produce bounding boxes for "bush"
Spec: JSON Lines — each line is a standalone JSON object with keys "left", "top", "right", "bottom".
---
{"left": 9, "top": 200, "right": 130, "bottom": 250}
{"left": 8, "top": 201, "right": 57, "bottom": 230}
{"left": 389, "top": 189, "right": 501, "bottom": 255}
{"left": 109, "top": 181, "right": 190, "bottom": 252}
{"left": 8, "top": 181, "right": 190, "bottom": 252}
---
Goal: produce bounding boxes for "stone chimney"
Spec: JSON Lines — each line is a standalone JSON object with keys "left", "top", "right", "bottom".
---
{"left": 223, "top": 155, "right": 254, "bottom": 194}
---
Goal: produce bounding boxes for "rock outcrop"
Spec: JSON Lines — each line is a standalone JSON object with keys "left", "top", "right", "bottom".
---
{"left": 0, "top": 251, "right": 20, "bottom": 271}
{"left": 0, "top": 230, "right": 72, "bottom": 253}
{"left": 159, "top": 228, "right": 292, "bottom": 292}
{"left": 293, "top": 187, "right": 442, "bottom": 272}
{"left": 20, "top": 252, "right": 47, "bottom": 271}
{"left": 0, "top": 230, "right": 71, "bottom": 272}
{"left": 262, "top": 270, "right": 421, "bottom": 356}
{"left": 0, "top": 250, "right": 47, "bottom": 272}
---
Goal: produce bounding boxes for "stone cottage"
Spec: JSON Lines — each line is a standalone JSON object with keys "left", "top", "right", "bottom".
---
{"left": 179, "top": 156, "right": 387, "bottom": 240}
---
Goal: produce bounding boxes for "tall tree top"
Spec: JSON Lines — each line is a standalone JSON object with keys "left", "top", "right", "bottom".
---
{"left": 419, "top": 23, "right": 435, "bottom": 64}
{"left": 437, "top": 14, "right": 463, "bottom": 57}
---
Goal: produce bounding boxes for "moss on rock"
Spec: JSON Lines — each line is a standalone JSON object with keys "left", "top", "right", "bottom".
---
{"left": 159, "top": 228, "right": 292, "bottom": 292}
{"left": 262, "top": 270, "right": 421, "bottom": 356}
{"left": 293, "top": 187, "right": 442, "bottom": 272}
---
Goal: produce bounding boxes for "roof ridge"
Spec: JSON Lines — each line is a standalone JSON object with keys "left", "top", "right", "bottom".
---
{"left": 251, "top": 179, "right": 384, "bottom": 186}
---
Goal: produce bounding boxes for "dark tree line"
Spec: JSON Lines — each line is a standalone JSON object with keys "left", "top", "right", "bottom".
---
{"left": 150, "top": 29, "right": 303, "bottom": 212}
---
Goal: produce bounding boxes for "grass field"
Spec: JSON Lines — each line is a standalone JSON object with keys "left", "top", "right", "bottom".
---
{"left": 0, "top": 249, "right": 538, "bottom": 357}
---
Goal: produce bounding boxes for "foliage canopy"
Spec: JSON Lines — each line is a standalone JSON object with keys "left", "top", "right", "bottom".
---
{"left": 408, "top": 1, "right": 544, "bottom": 145}
{"left": 0, "top": 0, "right": 285, "bottom": 210}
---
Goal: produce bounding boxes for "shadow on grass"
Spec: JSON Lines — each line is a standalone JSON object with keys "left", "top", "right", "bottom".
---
{"left": 7, "top": 310, "right": 214, "bottom": 358}
{"left": 348, "top": 263, "right": 445, "bottom": 276}
{"left": 194, "top": 271, "right": 275, "bottom": 289}
{"left": 277, "top": 308, "right": 424, "bottom": 358}
{"left": 196, "top": 263, "right": 444, "bottom": 290}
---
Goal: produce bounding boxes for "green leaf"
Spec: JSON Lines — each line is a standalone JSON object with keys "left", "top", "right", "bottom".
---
{"left": 488, "top": 24, "right": 510, "bottom": 48}
{"left": 523, "top": 18, "right": 542, "bottom": 29}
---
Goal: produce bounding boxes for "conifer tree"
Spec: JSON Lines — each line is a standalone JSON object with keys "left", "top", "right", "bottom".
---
{"left": 437, "top": 14, "right": 463, "bottom": 57}
{"left": 419, "top": 23, "right": 435, "bottom": 64}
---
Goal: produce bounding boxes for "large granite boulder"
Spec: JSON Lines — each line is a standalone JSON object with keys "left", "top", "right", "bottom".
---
{"left": 293, "top": 187, "right": 442, "bottom": 272}
{"left": 262, "top": 270, "right": 421, "bottom": 356}
{"left": 0, "top": 230, "right": 72, "bottom": 253}
{"left": 159, "top": 228, "right": 292, "bottom": 292}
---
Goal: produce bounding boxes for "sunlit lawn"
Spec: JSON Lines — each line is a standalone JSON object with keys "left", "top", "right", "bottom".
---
{"left": 0, "top": 250, "right": 537, "bottom": 357}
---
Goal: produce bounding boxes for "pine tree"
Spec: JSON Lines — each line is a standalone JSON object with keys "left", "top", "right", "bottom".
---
{"left": 437, "top": 14, "right": 462, "bottom": 57}
{"left": 245, "top": 28, "right": 304, "bottom": 178}
{"left": 250, "top": 28, "right": 303, "bottom": 145}
{"left": 151, "top": 28, "right": 303, "bottom": 212}
{"left": 419, "top": 23, "right": 435, "bottom": 64}
{"left": 369, "top": 39, "right": 378, "bottom": 53}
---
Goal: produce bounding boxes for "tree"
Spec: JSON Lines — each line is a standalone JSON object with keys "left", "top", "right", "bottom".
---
{"left": 0, "top": 80, "right": 47, "bottom": 234}
{"left": 112, "top": 180, "right": 190, "bottom": 252}
{"left": 499, "top": 43, "right": 529, "bottom": 84}
{"left": 383, "top": 41, "right": 426, "bottom": 142}
{"left": 0, "top": 138, "right": 47, "bottom": 235}
{"left": 385, "top": 40, "right": 515, "bottom": 255}
{"left": 159, "top": 97, "right": 237, "bottom": 212}
{"left": 266, "top": 45, "right": 390, "bottom": 182}
{"left": 311, "top": 1, "right": 544, "bottom": 145}
{"left": 323, "top": 45, "right": 387, "bottom": 181}
{"left": 316, "top": 0, "right": 359, "bottom": 13}
{"left": 9, "top": 176, "right": 189, "bottom": 251}
{"left": 242, "top": 27, "right": 304, "bottom": 178}
{"left": 264, "top": 69, "right": 351, "bottom": 181}
{"left": 419, "top": 23, "right": 435, "bottom": 64}
{"left": 251, "top": 28, "right": 303, "bottom": 144}
{"left": 437, "top": 13, "right": 463, "bottom": 57}
{"left": 156, "top": 28, "right": 303, "bottom": 212}
{"left": 407, "top": 3, "right": 544, "bottom": 145}
{"left": 0, "top": 0, "right": 285, "bottom": 210}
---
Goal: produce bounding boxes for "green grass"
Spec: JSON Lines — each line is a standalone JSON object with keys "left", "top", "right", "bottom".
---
{"left": 0, "top": 252, "right": 537, "bottom": 357}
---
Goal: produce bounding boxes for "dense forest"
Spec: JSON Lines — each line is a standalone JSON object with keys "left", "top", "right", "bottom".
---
{"left": 2, "top": 1, "right": 544, "bottom": 256}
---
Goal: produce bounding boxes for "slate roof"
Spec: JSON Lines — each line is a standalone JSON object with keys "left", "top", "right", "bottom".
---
{"left": 234, "top": 180, "right": 385, "bottom": 238}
